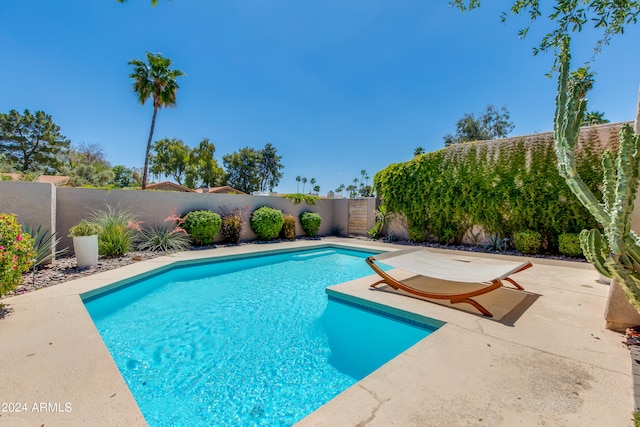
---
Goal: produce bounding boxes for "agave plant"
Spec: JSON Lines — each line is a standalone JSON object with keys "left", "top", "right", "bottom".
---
{"left": 23, "top": 224, "right": 68, "bottom": 269}
{"left": 136, "top": 225, "right": 190, "bottom": 252}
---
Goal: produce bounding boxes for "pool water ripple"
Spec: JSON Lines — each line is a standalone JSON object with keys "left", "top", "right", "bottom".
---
{"left": 84, "top": 248, "right": 438, "bottom": 426}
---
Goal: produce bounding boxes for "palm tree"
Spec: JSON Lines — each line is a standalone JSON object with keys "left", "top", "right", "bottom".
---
{"left": 302, "top": 177, "right": 308, "bottom": 193}
{"left": 128, "top": 52, "right": 184, "bottom": 189}
{"left": 310, "top": 178, "right": 316, "bottom": 194}
{"left": 414, "top": 146, "right": 425, "bottom": 156}
{"left": 295, "top": 175, "right": 301, "bottom": 193}
{"left": 584, "top": 110, "right": 610, "bottom": 125}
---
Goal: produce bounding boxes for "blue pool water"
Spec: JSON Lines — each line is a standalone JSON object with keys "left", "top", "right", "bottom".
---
{"left": 84, "top": 247, "right": 441, "bottom": 426}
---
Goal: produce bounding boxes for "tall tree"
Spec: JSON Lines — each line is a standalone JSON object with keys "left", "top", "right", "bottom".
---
{"left": 128, "top": 52, "right": 184, "bottom": 189}
{"left": 584, "top": 110, "right": 610, "bottom": 125}
{"left": 222, "top": 147, "right": 261, "bottom": 194}
{"left": 296, "top": 175, "right": 301, "bottom": 193}
{"left": 443, "top": 105, "right": 514, "bottom": 147}
{"left": 149, "top": 138, "right": 190, "bottom": 185}
{"left": 257, "top": 143, "right": 284, "bottom": 192}
{"left": 302, "top": 177, "right": 308, "bottom": 193}
{"left": 192, "top": 138, "right": 225, "bottom": 188}
{"left": 0, "top": 109, "right": 70, "bottom": 173}
{"left": 60, "top": 143, "right": 114, "bottom": 187}
{"left": 110, "top": 165, "right": 136, "bottom": 188}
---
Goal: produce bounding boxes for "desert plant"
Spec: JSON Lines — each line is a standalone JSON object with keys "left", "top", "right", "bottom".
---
{"left": 368, "top": 204, "right": 390, "bottom": 239}
{"left": 68, "top": 220, "right": 101, "bottom": 237}
{"left": 484, "top": 234, "right": 510, "bottom": 252}
{"left": 220, "top": 212, "right": 243, "bottom": 244}
{"left": 558, "top": 233, "right": 582, "bottom": 257}
{"left": 0, "top": 213, "right": 35, "bottom": 296}
{"left": 250, "top": 206, "right": 284, "bottom": 240}
{"left": 23, "top": 225, "right": 68, "bottom": 269}
{"left": 182, "top": 210, "right": 222, "bottom": 246}
{"left": 554, "top": 41, "right": 640, "bottom": 313}
{"left": 89, "top": 205, "right": 139, "bottom": 257}
{"left": 136, "top": 225, "right": 191, "bottom": 252}
{"left": 329, "top": 226, "right": 343, "bottom": 237}
{"left": 280, "top": 214, "right": 296, "bottom": 240}
{"left": 300, "top": 212, "right": 321, "bottom": 238}
{"left": 513, "top": 231, "right": 542, "bottom": 254}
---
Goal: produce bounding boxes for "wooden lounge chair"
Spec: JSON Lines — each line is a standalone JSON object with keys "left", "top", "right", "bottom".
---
{"left": 366, "top": 248, "right": 532, "bottom": 317}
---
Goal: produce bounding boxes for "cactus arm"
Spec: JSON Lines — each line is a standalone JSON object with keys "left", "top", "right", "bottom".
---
{"left": 580, "top": 229, "right": 612, "bottom": 278}
{"left": 554, "top": 48, "right": 610, "bottom": 225}
{"left": 555, "top": 38, "right": 640, "bottom": 316}
{"left": 602, "top": 152, "right": 616, "bottom": 214}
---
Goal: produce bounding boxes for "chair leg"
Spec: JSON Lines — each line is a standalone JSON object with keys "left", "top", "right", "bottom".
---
{"left": 503, "top": 277, "right": 524, "bottom": 290}
{"left": 453, "top": 297, "right": 494, "bottom": 317}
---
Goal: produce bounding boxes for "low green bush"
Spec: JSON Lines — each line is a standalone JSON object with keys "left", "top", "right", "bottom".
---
{"left": 408, "top": 225, "right": 426, "bottom": 243}
{"left": 69, "top": 220, "right": 101, "bottom": 237}
{"left": 99, "top": 225, "right": 132, "bottom": 257}
{"left": 182, "top": 210, "right": 222, "bottom": 246}
{"left": 300, "top": 212, "right": 321, "bottom": 238}
{"left": 558, "top": 233, "right": 582, "bottom": 257}
{"left": 250, "top": 206, "right": 284, "bottom": 240}
{"left": 513, "top": 230, "right": 542, "bottom": 254}
{"left": 0, "top": 213, "right": 35, "bottom": 296}
{"left": 281, "top": 215, "right": 296, "bottom": 240}
{"left": 220, "top": 212, "right": 243, "bottom": 244}
{"left": 89, "top": 205, "right": 138, "bottom": 257}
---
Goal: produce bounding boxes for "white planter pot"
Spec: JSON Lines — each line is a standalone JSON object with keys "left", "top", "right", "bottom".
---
{"left": 73, "top": 235, "right": 98, "bottom": 268}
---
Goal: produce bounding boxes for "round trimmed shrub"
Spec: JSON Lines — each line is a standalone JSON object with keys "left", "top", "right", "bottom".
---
{"left": 300, "top": 212, "right": 321, "bottom": 238}
{"left": 250, "top": 206, "right": 284, "bottom": 240}
{"left": 513, "top": 230, "right": 542, "bottom": 254}
{"left": 558, "top": 233, "right": 582, "bottom": 257}
{"left": 280, "top": 214, "right": 296, "bottom": 240}
{"left": 182, "top": 210, "right": 222, "bottom": 245}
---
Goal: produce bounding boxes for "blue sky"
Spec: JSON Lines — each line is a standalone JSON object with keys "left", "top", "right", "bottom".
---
{"left": 1, "top": 1, "right": 638, "bottom": 194}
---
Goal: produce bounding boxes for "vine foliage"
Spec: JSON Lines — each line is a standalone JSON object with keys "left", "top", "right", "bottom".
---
{"left": 374, "top": 125, "right": 614, "bottom": 249}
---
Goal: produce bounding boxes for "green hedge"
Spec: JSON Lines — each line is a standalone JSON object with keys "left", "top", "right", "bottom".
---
{"left": 374, "top": 130, "right": 606, "bottom": 251}
{"left": 300, "top": 212, "right": 321, "bottom": 238}
{"left": 513, "top": 230, "right": 542, "bottom": 254}
{"left": 250, "top": 206, "right": 284, "bottom": 240}
{"left": 183, "top": 210, "right": 222, "bottom": 245}
{"left": 558, "top": 233, "right": 583, "bottom": 257}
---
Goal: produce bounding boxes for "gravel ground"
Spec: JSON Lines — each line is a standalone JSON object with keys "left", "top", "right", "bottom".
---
{"left": 9, "top": 250, "right": 169, "bottom": 297}
{"left": 4, "top": 238, "right": 585, "bottom": 298}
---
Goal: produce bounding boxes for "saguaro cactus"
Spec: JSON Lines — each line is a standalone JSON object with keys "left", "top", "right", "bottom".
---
{"left": 554, "top": 40, "right": 640, "bottom": 314}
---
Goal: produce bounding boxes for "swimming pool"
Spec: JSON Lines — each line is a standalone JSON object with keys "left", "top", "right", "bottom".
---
{"left": 83, "top": 246, "right": 442, "bottom": 426}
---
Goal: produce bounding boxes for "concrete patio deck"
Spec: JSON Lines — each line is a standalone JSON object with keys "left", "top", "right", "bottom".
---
{"left": 0, "top": 238, "right": 633, "bottom": 426}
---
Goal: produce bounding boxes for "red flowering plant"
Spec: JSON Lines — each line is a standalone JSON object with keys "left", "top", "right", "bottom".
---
{"left": 135, "top": 208, "right": 191, "bottom": 252}
{"left": 0, "top": 213, "right": 35, "bottom": 296}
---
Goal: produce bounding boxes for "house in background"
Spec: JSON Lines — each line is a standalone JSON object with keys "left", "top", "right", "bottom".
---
{"left": 1, "top": 174, "right": 70, "bottom": 186}
{"left": 146, "top": 182, "right": 246, "bottom": 195}
{"left": 145, "top": 181, "right": 195, "bottom": 192}
{"left": 195, "top": 185, "right": 246, "bottom": 195}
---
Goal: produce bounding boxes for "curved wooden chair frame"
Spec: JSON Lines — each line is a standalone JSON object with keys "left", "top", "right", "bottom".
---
{"left": 366, "top": 256, "right": 531, "bottom": 317}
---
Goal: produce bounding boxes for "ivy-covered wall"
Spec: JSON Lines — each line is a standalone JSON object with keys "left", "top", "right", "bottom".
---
{"left": 375, "top": 123, "right": 627, "bottom": 251}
